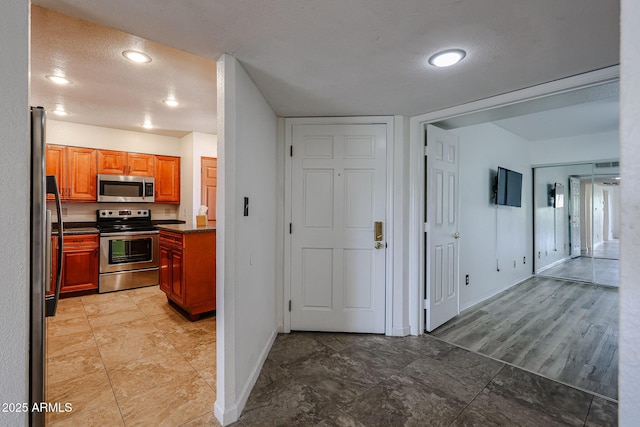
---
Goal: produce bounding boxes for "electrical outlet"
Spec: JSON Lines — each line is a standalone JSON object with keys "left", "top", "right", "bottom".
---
{"left": 523, "top": 256, "right": 526, "bottom": 264}
{"left": 465, "top": 275, "right": 469, "bottom": 285}
{"left": 538, "top": 252, "right": 541, "bottom": 259}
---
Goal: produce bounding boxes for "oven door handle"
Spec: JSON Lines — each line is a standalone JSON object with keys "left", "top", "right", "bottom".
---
{"left": 100, "top": 230, "right": 159, "bottom": 237}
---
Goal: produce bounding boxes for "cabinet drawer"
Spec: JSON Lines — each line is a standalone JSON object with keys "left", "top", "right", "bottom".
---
{"left": 63, "top": 234, "right": 99, "bottom": 248}
{"left": 160, "top": 231, "right": 183, "bottom": 247}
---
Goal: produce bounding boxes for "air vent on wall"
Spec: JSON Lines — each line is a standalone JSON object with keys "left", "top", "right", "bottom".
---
{"left": 595, "top": 161, "right": 620, "bottom": 168}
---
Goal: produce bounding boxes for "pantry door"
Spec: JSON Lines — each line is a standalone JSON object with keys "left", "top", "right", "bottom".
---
{"left": 290, "top": 124, "right": 387, "bottom": 333}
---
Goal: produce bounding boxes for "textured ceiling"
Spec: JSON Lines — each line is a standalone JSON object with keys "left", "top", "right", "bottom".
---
{"left": 31, "top": 0, "right": 620, "bottom": 136}
{"left": 30, "top": 5, "right": 216, "bottom": 137}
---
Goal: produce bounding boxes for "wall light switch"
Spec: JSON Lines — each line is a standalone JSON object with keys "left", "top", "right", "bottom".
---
{"left": 244, "top": 197, "right": 249, "bottom": 216}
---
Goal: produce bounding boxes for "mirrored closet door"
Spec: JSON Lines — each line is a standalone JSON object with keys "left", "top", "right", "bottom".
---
{"left": 533, "top": 161, "right": 620, "bottom": 287}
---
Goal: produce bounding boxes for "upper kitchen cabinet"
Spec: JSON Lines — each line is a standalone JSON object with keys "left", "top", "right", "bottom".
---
{"left": 66, "top": 147, "right": 97, "bottom": 201}
{"left": 155, "top": 155, "right": 180, "bottom": 204}
{"left": 46, "top": 145, "right": 97, "bottom": 201}
{"left": 45, "top": 144, "right": 66, "bottom": 200}
{"left": 97, "top": 149, "right": 154, "bottom": 176}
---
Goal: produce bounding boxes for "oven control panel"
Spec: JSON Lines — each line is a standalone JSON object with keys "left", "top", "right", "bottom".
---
{"left": 97, "top": 209, "right": 151, "bottom": 219}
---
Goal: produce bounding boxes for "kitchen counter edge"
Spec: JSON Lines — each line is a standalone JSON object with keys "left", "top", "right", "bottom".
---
{"left": 156, "top": 223, "right": 216, "bottom": 234}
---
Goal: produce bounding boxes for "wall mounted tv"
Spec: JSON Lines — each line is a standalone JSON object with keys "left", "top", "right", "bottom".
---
{"left": 495, "top": 166, "right": 523, "bottom": 207}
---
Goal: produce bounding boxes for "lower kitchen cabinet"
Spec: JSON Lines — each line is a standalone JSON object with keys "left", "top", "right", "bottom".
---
{"left": 159, "top": 229, "right": 216, "bottom": 320}
{"left": 60, "top": 234, "right": 99, "bottom": 295}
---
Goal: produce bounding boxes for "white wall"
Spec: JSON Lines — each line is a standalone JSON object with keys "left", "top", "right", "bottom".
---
{"left": 179, "top": 132, "right": 217, "bottom": 223}
{"left": 620, "top": 0, "right": 640, "bottom": 423}
{"left": 451, "top": 123, "right": 533, "bottom": 310}
{"left": 528, "top": 130, "right": 619, "bottom": 166}
{"left": 47, "top": 120, "right": 182, "bottom": 155}
{"left": 0, "top": 1, "right": 29, "bottom": 425}
{"left": 215, "top": 55, "right": 278, "bottom": 425}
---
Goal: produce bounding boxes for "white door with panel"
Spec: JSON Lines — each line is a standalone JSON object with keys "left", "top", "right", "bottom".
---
{"left": 569, "top": 177, "right": 581, "bottom": 258}
{"left": 291, "top": 124, "right": 387, "bottom": 333}
{"left": 425, "top": 125, "right": 460, "bottom": 332}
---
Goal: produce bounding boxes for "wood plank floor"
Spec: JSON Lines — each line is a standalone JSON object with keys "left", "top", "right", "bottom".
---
{"left": 431, "top": 276, "right": 618, "bottom": 400}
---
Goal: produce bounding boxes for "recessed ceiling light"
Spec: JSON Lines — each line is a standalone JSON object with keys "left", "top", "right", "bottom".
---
{"left": 141, "top": 120, "right": 153, "bottom": 129}
{"left": 163, "top": 99, "right": 179, "bottom": 107}
{"left": 46, "top": 74, "right": 72, "bottom": 85}
{"left": 123, "top": 50, "right": 152, "bottom": 64}
{"left": 615, "top": 177, "right": 621, "bottom": 180}
{"left": 428, "top": 49, "right": 466, "bottom": 67}
{"left": 52, "top": 104, "right": 68, "bottom": 116}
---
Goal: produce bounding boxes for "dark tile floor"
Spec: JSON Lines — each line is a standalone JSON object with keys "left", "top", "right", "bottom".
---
{"left": 237, "top": 332, "right": 617, "bottom": 426}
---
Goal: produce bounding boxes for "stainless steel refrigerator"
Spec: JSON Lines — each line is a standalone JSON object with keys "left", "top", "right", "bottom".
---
{"left": 30, "top": 106, "right": 64, "bottom": 426}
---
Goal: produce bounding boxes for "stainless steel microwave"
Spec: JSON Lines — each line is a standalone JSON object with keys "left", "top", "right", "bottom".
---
{"left": 97, "top": 174, "right": 155, "bottom": 203}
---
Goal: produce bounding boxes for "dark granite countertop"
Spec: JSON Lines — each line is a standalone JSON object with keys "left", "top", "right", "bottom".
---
{"left": 156, "top": 222, "right": 216, "bottom": 234}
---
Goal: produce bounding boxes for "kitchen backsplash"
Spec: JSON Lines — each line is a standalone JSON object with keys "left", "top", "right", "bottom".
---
{"left": 48, "top": 202, "right": 179, "bottom": 223}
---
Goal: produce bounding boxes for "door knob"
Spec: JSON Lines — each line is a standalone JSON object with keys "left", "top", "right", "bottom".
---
{"left": 454, "top": 232, "right": 461, "bottom": 239}
{"left": 375, "top": 241, "right": 384, "bottom": 249}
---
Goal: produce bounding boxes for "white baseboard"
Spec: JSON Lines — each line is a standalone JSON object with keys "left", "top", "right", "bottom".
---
{"left": 460, "top": 274, "right": 533, "bottom": 312}
{"left": 391, "top": 326, "right": 411, "bottom": 337}
{"left": 535, "top": 256, "right": 571, "bottom": 274}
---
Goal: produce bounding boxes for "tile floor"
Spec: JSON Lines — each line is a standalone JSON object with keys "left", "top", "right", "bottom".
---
{"left": 238, "top": 332, "right": 618, "bottom": 426}
{"left": 47, "top": 287, "right": 617, "bottom": 426}
{"left": 45, "top": 285, "right": 219, "bottom": 426}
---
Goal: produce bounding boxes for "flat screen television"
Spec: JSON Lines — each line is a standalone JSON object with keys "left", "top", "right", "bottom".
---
{"left": 495, "top": 166, "right": 523, "bottom": 207}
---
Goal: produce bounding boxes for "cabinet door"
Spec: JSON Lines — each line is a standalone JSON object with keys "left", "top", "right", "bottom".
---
{"left": 159, "top": 246, "right": 172, "bottom": 294}
{"left": 170, "top": 249, "right": 185, "bottom": 304}
{"left": 155, "top": 155, "right": 180, "bottom": 203}
{"left": 61, "top": 245, "right": 99, "bottom": 293}
{"left": 97, "top": 149, "right": 127, "bottom": 174}
{"left": 66, "top": 147, "right": 97, "bottom": 201}
{"left": 46, "top": 145, "right": 66, "bottom": 200}
{"left": 127, "top": 153, "right": 155, "bottom": 176}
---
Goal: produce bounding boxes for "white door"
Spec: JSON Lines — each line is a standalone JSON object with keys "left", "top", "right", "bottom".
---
{"left": 290, "top": 124, "right": 387, "bottom": 333}
{"left": 425, "top": 125, "right": 460, "bottom": 332}
{"left": 569, "top": 177, "right": 581, "bottom": 258}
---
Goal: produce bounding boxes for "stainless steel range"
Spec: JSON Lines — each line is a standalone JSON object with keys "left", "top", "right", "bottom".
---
{"left": 97, "top": 209, "right": 159, "bottom": 293}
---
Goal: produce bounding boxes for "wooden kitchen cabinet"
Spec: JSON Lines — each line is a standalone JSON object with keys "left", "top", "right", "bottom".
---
{"left": 159, "top": 230, "right": 215, "bottom": 320}
{"left": 60, "top": 234, "right": 99, "bottom": 295}
{"left": 98, "top": 149, "right": 154, "bottom": 176}
{"left": 155, "top": 155, "right": 181, "bottom": 204}
{"left": 45, "top": 145, "right": 66, "bottom": 200}
{"left": 66, "top": 147, "right": 97, "bottom": 201}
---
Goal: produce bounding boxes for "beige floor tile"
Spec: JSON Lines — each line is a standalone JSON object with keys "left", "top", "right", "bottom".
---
{"left": 109, "top": 349, "right": 198, "bottom": 400}
{"left": 47, "top": 346, "right": 105, "bottom": 386}
{"left": 179, "top": 411, "right": 222, "bottom": 427}
{"left": 96, "top": 330, "right": 178, "bottom": 370}
{"left": 175, "top": 338, "right": 216, "bottom": 372}
{"left": 45, "top": 369, "right": 117, "bottom": 424}
{"left": 47, "top": 315, "right": 93, "bottom": 337}
{"left": 83, "top": 295, "right": 139, "bottom": 317}
{"left": 196, "top": 365, "right": 217, "bottom": 389}
{"left": 87, "top": 307, "right": 148, "bottom": 329}
{"left": 165, "top": 328, "right": 216, "bottom": 353}
{"left": 52, "top": 298, "right": 86, "bottom": 319}
{"left": 48, "top": 401, "right": 124, "bottom": 427}
{"left": 91, "top": 315, "right": 160, "bottom": 343}
{"left": 125, "top": 285, "right": 164, "bottom": 303}
{"left": 119, "top": 372, "right": 216, "bottom": 427}
{"left": 47, "top": 328, "right": 98, "bottom": 359}
{"left": 136, "top": 295, "right": 183, "bottom": 317}
{"left": 147, "top": 309, "right": 194, "bottom": 333}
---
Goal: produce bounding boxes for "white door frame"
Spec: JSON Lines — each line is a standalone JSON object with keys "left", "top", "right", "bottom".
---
{"left": 408, "top": 66, "right": 619, "bottom": 335}
{"left": 284, "top": 116, "right": 395, "bottom": 336}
